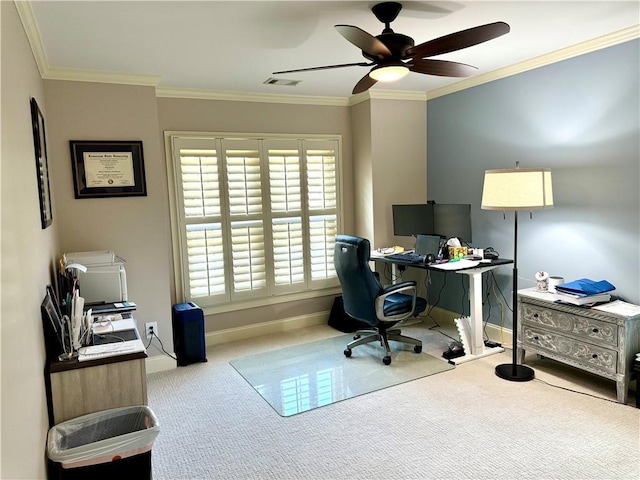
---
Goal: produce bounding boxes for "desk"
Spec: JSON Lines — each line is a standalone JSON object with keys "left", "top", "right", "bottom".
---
{"left": 373, "top": 255, "right": 512, "bottom": 364}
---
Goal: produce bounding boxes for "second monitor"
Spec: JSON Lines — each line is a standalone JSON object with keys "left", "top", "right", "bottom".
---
{"left": 432, "top": 203, "right": 472, "bottom": 243}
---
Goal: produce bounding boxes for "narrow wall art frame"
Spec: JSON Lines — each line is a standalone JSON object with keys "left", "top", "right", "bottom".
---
{"left": 30, "top": 98, "right": 53, "bottom": 229}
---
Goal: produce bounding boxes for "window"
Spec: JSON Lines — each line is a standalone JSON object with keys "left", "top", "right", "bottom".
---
{"left": 167, "top": 134, "right": 341, "bottom": 309}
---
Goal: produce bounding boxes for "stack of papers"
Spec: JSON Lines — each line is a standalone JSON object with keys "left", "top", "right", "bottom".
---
{"left": 78, "top": 318, "right": 145, "bottom": 361}
{"left": 430, "top": 259, "right": 481, "bottom": 270}
{"left": 553, "top": 278, "right": 615, "bottom": 306}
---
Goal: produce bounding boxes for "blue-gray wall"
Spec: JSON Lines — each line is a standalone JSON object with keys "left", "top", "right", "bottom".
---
{"left": 426, "top": 39, "right": 639, "bottom": 328}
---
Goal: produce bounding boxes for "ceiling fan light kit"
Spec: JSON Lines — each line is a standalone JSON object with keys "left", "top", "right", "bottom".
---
{"left": 369, "top": 64, "right": 409, "bottom": 82}
{"left": 273, "top": 2, "right": 510, "bottom": 94}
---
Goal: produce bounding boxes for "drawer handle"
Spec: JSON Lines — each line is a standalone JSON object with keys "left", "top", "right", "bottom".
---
{"left": 592, "top": 328, "right": 599, "bottom": 333}
{"left": 533, "top": 336, "right": 539, "bottom": 340}
{"left": 533, "top": 313, "right": 539, "bottom": 318}
{"left": 592, "top": 354, "right": 598, "bottom": 359}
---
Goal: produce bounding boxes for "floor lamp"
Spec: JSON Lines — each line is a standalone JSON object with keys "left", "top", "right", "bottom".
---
{"left": 481, "top": 163, "right": 553, "bottom": 381}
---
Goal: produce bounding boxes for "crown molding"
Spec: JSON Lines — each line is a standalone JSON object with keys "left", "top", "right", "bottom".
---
{"left": 427, "top": 24, "right": 640, "bottom": 100}
{"left": 45, "top": 68, "right": 161, "bottom": 86}
{"left": 348, "top": 89, "right": 427, "bottom": 106}
{"left": 14, "top": 0, "right": 47, "bottom": 78}
{"left": 15, "top": 0, "right": 161, "bottom": 87}
{"left": 16, "top": 0, "right": 638, "bottom": 105}
{"left": 155, "top": 87, "right": 350, "bottom": 106}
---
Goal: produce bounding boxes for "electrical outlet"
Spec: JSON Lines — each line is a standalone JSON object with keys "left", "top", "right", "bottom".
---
{"left": 145, "top": 322, "right": 158, "bottom": 340}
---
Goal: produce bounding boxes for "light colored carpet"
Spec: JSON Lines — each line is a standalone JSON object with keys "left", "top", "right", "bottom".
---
{"left": 229, "top": 333, "right": 454, "bottom": 416}
{"left": 146, "top": 323, "right": 640, "bottom": 480}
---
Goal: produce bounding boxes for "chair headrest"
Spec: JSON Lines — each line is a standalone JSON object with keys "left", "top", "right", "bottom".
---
{"left": 335, "top": 234, "right": 370, "bottom": 261}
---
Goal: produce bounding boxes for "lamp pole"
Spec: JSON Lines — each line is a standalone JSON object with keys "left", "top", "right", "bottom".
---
{"left": 494, "top": 166, "right": 535, "bottom": 382}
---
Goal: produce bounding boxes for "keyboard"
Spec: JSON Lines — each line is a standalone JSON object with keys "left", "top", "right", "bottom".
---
{"left": 385, "top": 252, "right": 425, "bottom": 264}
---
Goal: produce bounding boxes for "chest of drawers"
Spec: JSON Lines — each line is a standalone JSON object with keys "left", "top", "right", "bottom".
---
{"left": 517, "top": 288, "right": 640, "bottom": 403}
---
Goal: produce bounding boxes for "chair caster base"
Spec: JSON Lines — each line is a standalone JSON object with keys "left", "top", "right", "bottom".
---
{"left": 344, "top": 348, "right": 352, "bottom": 357}
{"left": 383, "top": 355, "right": 391, "bottom": 365}
{"left": 414, "top": 345, "right": 422, "bottom": 353}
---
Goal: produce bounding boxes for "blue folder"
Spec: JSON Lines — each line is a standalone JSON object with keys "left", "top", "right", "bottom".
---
{"left": 555, "top": 278, "right": 615, "bottom": 297}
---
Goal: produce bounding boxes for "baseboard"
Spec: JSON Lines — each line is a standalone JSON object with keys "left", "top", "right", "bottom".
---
{"left": 146, "top": 354, "right": 177, "bottom": 374}
{"left": 205, "top": 311, "right": 330, "bottom": 346}
{"left": 145, "top": 310, "right": 330, "bottom": 374}
{"left": 426, "top": 305, "right": 513, "bottom": 347}
{"left": 146, "top": 307, "right": 511, "bottom": 374}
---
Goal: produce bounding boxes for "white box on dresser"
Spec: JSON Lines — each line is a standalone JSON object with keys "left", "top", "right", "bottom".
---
{"left": 517, "top": 288, "right": 640, "bottom": 403}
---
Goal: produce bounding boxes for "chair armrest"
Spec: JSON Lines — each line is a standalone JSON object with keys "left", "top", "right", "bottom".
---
{"left": 375, "top": 281, "right": 417, "bottom": 322}
{"left": 380, "top": 281, "right": 417, "bottom": 296}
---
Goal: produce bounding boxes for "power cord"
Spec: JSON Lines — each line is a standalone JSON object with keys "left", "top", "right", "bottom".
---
{"left": 145, "top": 330, "right": 177, "bottom": 361}
{"left": 533, "top": 377, "right": 623, "bottom": 405}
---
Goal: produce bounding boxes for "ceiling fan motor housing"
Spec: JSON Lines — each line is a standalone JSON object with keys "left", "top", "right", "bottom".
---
{"left": 364, "top": 32, "right": 415, "bottom": 61}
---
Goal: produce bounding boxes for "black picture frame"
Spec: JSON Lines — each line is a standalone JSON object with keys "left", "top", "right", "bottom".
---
{"left": 42, "top": 286, "right": 63, "bottom": 335}
{"left": 41, "top": 286, "right": 65, "bottom": 362}
{"left": 30, "top": 98, "right": 53, "bottom": 229}
{"left": 69, "top": 140, "right": 147, "bottom": 198}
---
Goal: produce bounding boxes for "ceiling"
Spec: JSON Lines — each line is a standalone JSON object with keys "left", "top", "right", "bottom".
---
{"left": 25, "top": 1, "right": 640, "bottom": 99}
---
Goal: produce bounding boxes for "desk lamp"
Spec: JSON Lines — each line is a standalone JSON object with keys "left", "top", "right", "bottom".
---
{"left": 481, "top": 163, "right": 553, "bottom": 381}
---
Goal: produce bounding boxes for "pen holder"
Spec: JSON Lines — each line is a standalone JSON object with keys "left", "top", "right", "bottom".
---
{"left": 58, "top": 315, "right": 77, "bottom": 361}
{"left": 548, "top": 276, "right": 564, "bottom": 293}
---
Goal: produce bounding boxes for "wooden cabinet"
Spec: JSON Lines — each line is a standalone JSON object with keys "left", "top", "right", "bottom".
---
{"left": 517, "top": 288, "right": 640, "bottom": 403}
{"left": 48, "top": 351, "right": 147, "bottom": 425}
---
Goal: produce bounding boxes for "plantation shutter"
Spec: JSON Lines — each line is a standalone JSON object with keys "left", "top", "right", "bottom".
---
{"left": 266, "top": 140, "right": 305, "bottom": 295}
{"left": 175, "top": 138, "right": 228, "bottom": 304}
{"left": 170, "top": 134, "right": 341, "bottom": 308}
{"left": 305, "top": 140, "right": 338, "bottom": 287}
{"left": 222, "top": 139, "right": 267, "bottom": 300}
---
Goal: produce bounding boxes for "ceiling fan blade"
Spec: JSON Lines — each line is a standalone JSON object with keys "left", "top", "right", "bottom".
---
{"left": 352, "top": 73, "right": 378, "bottom": 95}
{"left": 410, "top": 59, "right": 477, "bottom": 77}
{"left": 406, "top": 21, "right": 510, "bottom": 58}
{"left": 335, "top": 25, "right": 391, "bottom": 59}
{"left": 273, "top": 62, "right": 371, "bottom": 75}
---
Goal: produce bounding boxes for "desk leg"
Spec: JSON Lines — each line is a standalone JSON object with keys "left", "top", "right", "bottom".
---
{"left": 451, "top": 268, "right": 505, "bottom": 365}
{"left": 468, "top": 270, "right": 484, "bottom": 355}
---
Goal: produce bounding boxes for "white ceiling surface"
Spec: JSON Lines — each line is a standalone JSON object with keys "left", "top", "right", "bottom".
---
{"left": 29, "top": 1, "right": 640, "bottom": 98}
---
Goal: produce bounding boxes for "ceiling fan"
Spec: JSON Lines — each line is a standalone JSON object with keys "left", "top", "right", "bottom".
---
{"left": 273, "top": 2, "right": 510, "bottom": 94}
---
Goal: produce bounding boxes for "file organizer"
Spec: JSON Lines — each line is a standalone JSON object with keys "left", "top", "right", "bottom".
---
{"left": 171, "top": 302, "right": 207, "bottom": 366}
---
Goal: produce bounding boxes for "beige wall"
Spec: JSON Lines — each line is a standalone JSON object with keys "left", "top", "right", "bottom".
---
{"left": 1, "top": 2, "right": 60, "bottom": 478}
{"left": 156, "top": 97, "right": 354, "bottom": 331}
{"left": 349, "top": 98, "right": 428, "bottom": 250}
{"left": 371, "top": 98, "right": 427, "bottom": 250}
{"left": 350, "top": 100, "right": 374, "bottom": 240}
{"left": 43, "top": 80, "right": 174, "bottom": 350}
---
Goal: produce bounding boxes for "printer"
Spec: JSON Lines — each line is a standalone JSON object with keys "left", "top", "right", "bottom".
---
{"left": 64, "top": 251, "right": 128, "bottom": 305}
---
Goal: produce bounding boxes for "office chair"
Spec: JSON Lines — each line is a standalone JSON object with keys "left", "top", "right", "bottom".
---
{"left": 334, "top": 234, "right": 427, "bottom": 365}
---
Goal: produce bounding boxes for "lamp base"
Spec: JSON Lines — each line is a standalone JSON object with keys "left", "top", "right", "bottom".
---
{"left": 495, "top": 363, "right": 535, "bottom": 382}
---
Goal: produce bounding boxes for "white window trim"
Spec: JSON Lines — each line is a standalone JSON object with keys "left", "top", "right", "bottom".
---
{"left": 164, "top": 131, "right": 344, "bottom": 315}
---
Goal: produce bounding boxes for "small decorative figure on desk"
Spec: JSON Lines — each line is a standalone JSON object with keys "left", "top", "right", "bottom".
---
{"left": 535, "top": 271, "right": 550, "bottom": 291}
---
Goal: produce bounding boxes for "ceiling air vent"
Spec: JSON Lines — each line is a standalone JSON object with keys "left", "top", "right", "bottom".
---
{"left": 263, "top": 77, "right": 301, "bottom": 87}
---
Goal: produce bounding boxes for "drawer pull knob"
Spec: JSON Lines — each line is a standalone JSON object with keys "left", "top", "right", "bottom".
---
{"left": 592, "top": 328, "right": 599, "bottom": 333}
{"left": 533, "top": 336, "right": 539, "bottom": 340}
{"left": 533, "top": 313, "right": 539, "bottom": 318}
{"left": 592, "top": 354, "right": 598, "bottom": 359}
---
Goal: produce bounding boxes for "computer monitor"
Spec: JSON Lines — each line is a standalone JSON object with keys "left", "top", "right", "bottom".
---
{"left": 433, "top": 203, "right": 472, "bottom": 243}
{"left": 392, "top": 204, "right": 435, "bottom": 237}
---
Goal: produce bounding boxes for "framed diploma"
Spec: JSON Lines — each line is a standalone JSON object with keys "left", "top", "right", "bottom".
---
{"left": 70, "top": 140, "right": 147, "bottom": 198}
{"left": 30, "top": 98, "right": 53, "bottom": 228}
